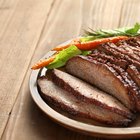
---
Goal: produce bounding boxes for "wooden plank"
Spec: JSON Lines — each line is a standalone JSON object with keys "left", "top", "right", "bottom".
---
{"left": 2, "top": 0, "right": 99, "bottom": 139}
{"left": 89, "top": 0, "right": 123, "bottom": 29}
{"left": 0, "top": 0, "right": 54, "bottom": 138}
{"left": 119, "top": 0, "right": 140, "bottom": 26}
{"left": 2, "top": 0, "right": 140, "bottom": 139}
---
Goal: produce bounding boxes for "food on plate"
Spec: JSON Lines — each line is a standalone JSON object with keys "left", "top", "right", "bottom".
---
{"left": 32, "top": 23, "right": 140, "bottom": 126}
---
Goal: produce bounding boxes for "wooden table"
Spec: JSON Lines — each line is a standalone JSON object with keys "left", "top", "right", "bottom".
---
{"left": 0, "top": 0, "right": 140, "bottom": 139}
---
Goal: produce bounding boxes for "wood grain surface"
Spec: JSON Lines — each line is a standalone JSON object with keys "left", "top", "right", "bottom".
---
{"left": 1, "top": 0, "right": 140, "bottom": 139}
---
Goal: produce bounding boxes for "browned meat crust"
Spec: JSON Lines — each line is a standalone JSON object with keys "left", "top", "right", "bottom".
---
{"left": 98, "top": 43, "right": 140, "bottom": 70}
{"left": 117, "top": 40, "right": 140, "bottom": 57}
{"left": 106, "top": 64, "right": 140, "bottom": 112}
{"left": 90, "top": 50, "right": 127, "bottom": 69}
{"left": 127, "top": 65, "right": 140, "bottom": 88}
{"left": 110, "top": 43, "right": 140, "bottom": 62}
{"left": 125, "top": 37, "right": 140, "bottom": 51}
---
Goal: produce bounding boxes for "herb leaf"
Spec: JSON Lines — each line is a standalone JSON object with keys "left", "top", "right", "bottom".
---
{"left": 81, "top": 50, "right": 92, "bottom": 56}
{"left": 82, "top": 23, "right": 140, "bottom": 42}
{"left": 125, "top": 23, "right": 140, "bottom": 35}
{"left": 46, "top": 45, "right": 82, "bottom": 69}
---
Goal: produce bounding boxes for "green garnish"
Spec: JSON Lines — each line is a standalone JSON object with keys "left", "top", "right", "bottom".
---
{"left": 47, "top": 45, "right": 82, "bottom": 69}
{"left": 45, "top": 24, "right": 140, "bottom": 69}
{"left": 81, "top": 23, "right": 140, "bottom": 42}
{"left": 81, "top": 50, "right": 92, "bottom": 56}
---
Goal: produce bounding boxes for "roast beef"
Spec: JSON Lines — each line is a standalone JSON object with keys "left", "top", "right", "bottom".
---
{"left": 116, "top": 40, "right": 140, "bottom": 57}
{"left": 127, "top": 65, "right": 140, "bottom": 88}
{"left": 91, "top": 42, "right": 140, "bottom": 85}
{"left": 90, "top": 50, "right": 127, "bottom": 69}
{"left": 90, "top": 52, "right": 140, "bottom": 111}
{"left": 66, "top": 55, "right": 135, "bottom": 110}
{"left": 98, "top": 43, "right": 140, "bottom": 70}
{"left": 125, "top": 37, "right": 140, "bottom": 50}
{"left": 107, "top": 63, "right": 140, "bottom": 111}
{"left": 115, "top": 42, "right": 140, "bottom": 61}
{"left": 38, "top": 76, "right": 133, "bottom": 126}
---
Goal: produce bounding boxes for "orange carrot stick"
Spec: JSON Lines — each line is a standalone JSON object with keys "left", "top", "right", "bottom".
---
{"left": 52, "top": 38, "right": 80, "bottom": 51}
{"left": 52, "top": 44, "right": 70, "bottom": 51}
{"left": 31, "top": 55, "right": 56, "bottom": 70}
{"left": 77, "top": 36, "right": 128, "bottom": 50}
{"left": 52, "top": 36, "right": 128, "bottom": 51}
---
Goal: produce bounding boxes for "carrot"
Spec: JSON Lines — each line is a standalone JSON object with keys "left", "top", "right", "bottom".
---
{"left": 31, "top": 55, "right": 56, "bottom": 70}
{"left": 52, "top": 38, "right": 80, "bottom": 51}
{"left": 52, "top": 36, "right": 128, "bottom": 51}
{"left": 52, "top": 44, "right": 70, "bottom": 51}
{"left": 77, "top": 36, "right": 128, "bottom": 50}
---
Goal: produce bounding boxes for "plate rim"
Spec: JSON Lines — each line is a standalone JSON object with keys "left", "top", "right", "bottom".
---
{"left": 29, "top": 40, "right": 140, "bottom": 139}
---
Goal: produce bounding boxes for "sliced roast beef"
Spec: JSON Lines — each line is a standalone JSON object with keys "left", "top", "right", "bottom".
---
{"left": 116, "top": 44, "right": 140, "bottom": 62}
{"left": 124, "top": 38, "right": 140, "bottom": 58}
{"left": 106, "top": 63, "right": 140, "bottom": 111}
{"left": 125, "top": 37, "right": 140, "bottom": 49}
{"left": 90, "top": 38, "right": 140, "bottom": 111}
{"left": 37, "top": 76, "right": 133, "bottom": 126}
{"left": 51, "top": 69, "right": 134, "bottom": 119}
{"left": 90, "top": 50, "right": 127, "bottom": 69}
{"left": 98, "top": 43, "right": 140, "bottom": 70}
{"left": 103, "top": 42, "right": 140, "bottom": 62}
{"left": 85, "top": 54, "right": 140, "bottom": 111}
{"left": 66, "top": 55, "right": 135, "bottom": 110}
{"left": 95, "top": 39, "right": 140, "bottom": 85}
{"left": 127, "top": 65, "right": 140, "bottom": 88}
{"left": 117, "top": 40, "right": 140, "bottom": 57}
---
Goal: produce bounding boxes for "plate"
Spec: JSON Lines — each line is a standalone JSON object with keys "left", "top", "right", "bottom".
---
{"left": 29, "top": 41, "right": 140, "bottom": 139}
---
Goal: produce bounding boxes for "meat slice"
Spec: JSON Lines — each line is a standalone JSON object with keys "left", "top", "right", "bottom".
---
{"left": 106, "top": 63, "right": 140, "bottom": 111}
{"left": 38, "top": 76, "right": 132, "bottom": 126}
{"left": 66, "top": 55, "right": 135, "bottom": 110}
{"left": 127, "top": 65, "right": 140, "bottom": 88}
